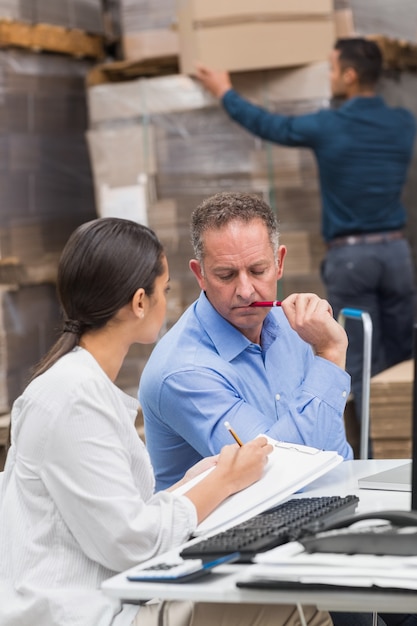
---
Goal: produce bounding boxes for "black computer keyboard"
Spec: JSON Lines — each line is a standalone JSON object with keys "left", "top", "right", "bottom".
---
{"left": 180, "top": 495, "right": 359, "bottom": 563}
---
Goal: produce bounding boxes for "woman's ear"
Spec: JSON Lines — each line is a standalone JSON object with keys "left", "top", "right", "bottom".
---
{"left": 131, "top": 287, "right": 146, "bottom": 320}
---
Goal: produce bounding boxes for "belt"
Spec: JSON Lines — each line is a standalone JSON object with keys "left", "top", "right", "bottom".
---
{"left": 327, "top": 230, "right": 404, "bottom": 249}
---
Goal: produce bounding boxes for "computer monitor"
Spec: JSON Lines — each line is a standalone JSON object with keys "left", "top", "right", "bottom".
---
{"left": 411, "top": 323, "right": 417, "bottom": 509}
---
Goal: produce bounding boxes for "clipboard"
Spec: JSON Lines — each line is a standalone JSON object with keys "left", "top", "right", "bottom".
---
{"left": 174, "top": 436, "right": 343, "bottom": 536}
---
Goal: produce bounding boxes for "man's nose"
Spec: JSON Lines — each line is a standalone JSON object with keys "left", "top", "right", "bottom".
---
{"left": 236, "top": 273, "right": 255, "bottom": 299}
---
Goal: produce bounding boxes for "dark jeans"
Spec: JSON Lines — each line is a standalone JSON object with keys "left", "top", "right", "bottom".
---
{"left": 380, "top": 616, "right": 417, "bottom": 626}
{"left": 321, "top": 238, "right": 416, "bottom": 440}
{"left": 331, "top": 613, "right": 417, "bottom": 626}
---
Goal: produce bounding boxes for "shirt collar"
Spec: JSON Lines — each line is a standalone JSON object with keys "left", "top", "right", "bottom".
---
{"left": 195, "top": 291, "right": 280, "bottom": 361}
{"left": 340, "top": 95, "right": 384, "bottom": 111}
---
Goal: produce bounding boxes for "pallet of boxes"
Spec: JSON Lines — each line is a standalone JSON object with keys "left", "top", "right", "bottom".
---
{"left": 0, "top": 0, "right": 106, "bottom": 469}
{"left": 369, "top": 360, "right": 414, "bottom": 459}
{"left": 85, "top": 0, "right": 358, "bottom": 439}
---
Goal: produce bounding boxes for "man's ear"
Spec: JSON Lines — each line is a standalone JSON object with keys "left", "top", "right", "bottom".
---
{"left": 276, "top": 245, "right": 287, "bottom": 281}
{"left": 189, "top": 259, "right": 206, "bottom": 291}
{"left": 343, "top": 66, "right": 357, "bottom": 86}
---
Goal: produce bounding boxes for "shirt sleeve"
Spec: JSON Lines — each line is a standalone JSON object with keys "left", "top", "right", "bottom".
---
{"left": 40, "top": 380, "right": 197, "bottom": 573}
{"left": 222, "top": 88, "right": 324, "bottom": 148}
{"left": 158, "top": 358, "right": 353, "bottom": 462}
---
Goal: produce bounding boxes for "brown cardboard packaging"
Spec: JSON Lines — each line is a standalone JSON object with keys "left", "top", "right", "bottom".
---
{"left": 333, "top": 8, "right": 355, "bottom": 39}
{"left": 178, "top": 0, "right": 332, "bottom": 22}
{"left": 122, "top": 28, "right": 179, "bottom": 62}
{"left": 177, "top": 0, "right": 335, "bottom": 74}
{"left": 369, "top": 360, "right": 414, "bottom": 459}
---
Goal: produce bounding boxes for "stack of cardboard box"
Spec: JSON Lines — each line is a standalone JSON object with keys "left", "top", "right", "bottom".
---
{"left": 118, "top": 0, "right": 178, "bottom": 62}
{"left": 118, "top": 0, "right": 346, "bottom": 68}
{"left": 86, "top": 61, "right": 332, "bottom": 398}
{"left": 0, "top": 50, "right": 96, "bottom": 267}
{"left": 0, "top": 284, "right": 61, "bottom": 414}
{"left": 0, "top": 8, "right": 102, "bottom": 467}
{"left": 349, "top": 0, "right": 417, "bottom": 44}
{"left": 369, "top": 360, "right": 414, "bottom": 459}
{"left": 0, "top": 49, "right": 97, "bottom": 424}
{"left": 87, "top": 63, "right": 331, "bottom": 277}
{"left": 177, "top": 0, "right": 335, "bottom": 73}
{"left": 0, "top": 0, "right": 104, "bottom": 34}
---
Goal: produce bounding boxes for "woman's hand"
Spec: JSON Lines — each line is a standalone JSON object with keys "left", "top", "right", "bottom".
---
{"left": 183, "top": 455, "right": 219, "bottom": 482}
{"left": 168, "top": 455, "right": 219, "bottom": 491}
{"left": 181, "top": 437, "right": 273, "bottom": 523}
{"left": 213, "top": 437, "right": 273, "bottom": 494}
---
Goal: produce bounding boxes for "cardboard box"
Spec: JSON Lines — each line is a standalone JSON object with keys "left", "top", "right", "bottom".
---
{"left": 251, "top": 146, "right": 302, "bottom": 190}
{"left": 0, "top": 0, "right": 105, "bottom": 34}
{"left": 369, "top": 359, "right": 414, "bottom": 459}
{"left": 179, "top": 0, "right": 332, "bottom": 23}
{"left": 279, "top": 231, "right": 312, "bottom": 276}
{"left": 122, "top": 28, "right": 179, "bottom": 62}
{"left": 233, "top": 61, "right": 330, "bottom": 104}
{"left": 0, "top": 413, "right": 9, "bottom": 447}
{"left": 87, "top": 75, "right": 215, "bottom": 126}
{"left": 177, "top": 0, "right": 335, "bottom": 74}
{"left": 334, "top": 8, "right": 355, "bottom": 39}
{"left": 86, "top": 125, "right": 157, "bottom": 191}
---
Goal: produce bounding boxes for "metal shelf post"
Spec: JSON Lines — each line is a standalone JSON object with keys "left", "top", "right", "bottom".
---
{"left": 338, "top": 308, "right": 373, "bottom": 460}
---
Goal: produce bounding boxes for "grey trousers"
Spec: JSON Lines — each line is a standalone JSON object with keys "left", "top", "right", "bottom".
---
{"left": 321, "top": 238, "right": 416, "bottom": 426}
{"left": 134, "top": 599, "right": 333, "bottom": 626}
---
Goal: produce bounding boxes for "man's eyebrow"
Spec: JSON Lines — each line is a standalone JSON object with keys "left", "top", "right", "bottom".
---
{"left": 212, "top": 265, "right": 236, "bottom": 273}
{"left": 213, "top": 260, "right": 270, "bottom": 272}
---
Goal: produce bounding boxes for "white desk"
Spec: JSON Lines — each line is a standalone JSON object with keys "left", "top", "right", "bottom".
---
{"left": 102, "top": 459, "right": 417, "bottom": 613}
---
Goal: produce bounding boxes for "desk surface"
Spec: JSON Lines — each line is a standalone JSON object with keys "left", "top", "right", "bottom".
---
{"left": 102, "top": 459, "right": 416, "bottom": 613}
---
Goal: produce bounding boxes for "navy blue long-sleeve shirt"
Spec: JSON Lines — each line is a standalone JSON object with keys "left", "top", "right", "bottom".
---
{"left": 222, "top": 89, "right": 416, "bottom": 242}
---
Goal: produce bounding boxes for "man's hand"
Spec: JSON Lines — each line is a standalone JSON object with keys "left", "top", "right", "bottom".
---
{"left": 281, "top": 293, "right": 348, "bottom": 369}
{"left": 194, "top": 62, "right": 232, "bottom": 99}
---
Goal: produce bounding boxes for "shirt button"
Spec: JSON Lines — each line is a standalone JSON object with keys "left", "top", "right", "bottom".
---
{"left": 275, "top": 393, "right": 281, "bottom": 401}
{"left": 342, "top": 391, "right": 347, "bottom": 398}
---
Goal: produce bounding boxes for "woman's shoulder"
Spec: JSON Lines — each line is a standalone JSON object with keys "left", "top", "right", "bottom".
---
{"left": 25, "top": 348, "right": 109, "bottom": 405}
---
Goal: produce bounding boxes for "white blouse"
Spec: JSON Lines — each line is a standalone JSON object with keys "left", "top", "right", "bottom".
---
{"left": 0, "top": 347, "right": 197, "bottom": 626}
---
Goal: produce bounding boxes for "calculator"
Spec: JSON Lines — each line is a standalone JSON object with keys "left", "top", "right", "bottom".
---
{"left": 127, "top": 552, "right": 240, "bottom": 583}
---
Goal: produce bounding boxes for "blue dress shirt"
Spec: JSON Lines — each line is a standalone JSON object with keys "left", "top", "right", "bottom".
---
{"left": 140, "top": 292, "right": 353, "bottom": 490}
{"left": 222, "top": 90, "right": 416, "bottom": 241}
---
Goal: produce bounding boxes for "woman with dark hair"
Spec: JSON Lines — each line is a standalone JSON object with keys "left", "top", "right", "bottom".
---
{"left": 0, "top": 217, "right": 331, "bottom": 626}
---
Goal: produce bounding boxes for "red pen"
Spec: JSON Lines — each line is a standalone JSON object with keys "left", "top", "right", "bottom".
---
{"left": 250, "top": 301, "right": 282, "bottom": 307}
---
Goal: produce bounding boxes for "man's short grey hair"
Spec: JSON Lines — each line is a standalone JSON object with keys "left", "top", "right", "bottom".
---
{"left": 191, "top": 192, "right": 280, "bottom": 265}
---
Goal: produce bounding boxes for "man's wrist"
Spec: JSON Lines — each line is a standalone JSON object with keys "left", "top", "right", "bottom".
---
{"left": 315, "top": 348, "right": 346, "bottom": 370}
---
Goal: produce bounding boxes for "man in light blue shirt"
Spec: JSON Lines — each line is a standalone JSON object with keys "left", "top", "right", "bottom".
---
{"left": 140, "top": 192, "right": 353, "bottom": 491}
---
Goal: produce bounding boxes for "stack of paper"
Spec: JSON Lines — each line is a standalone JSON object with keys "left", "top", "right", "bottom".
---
{"left": 238, "top": 541, "right": 417, "bottom": 590}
